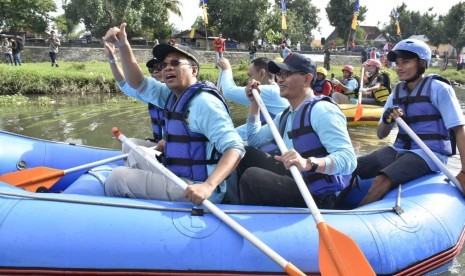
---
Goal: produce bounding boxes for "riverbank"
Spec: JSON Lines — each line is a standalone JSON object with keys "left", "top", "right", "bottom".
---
{"left": 1, "top": 58, "right": 464, "bottom": 95}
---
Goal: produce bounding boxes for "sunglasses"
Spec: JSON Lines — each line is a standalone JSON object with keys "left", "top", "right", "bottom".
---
{"left": 148, "top": 64, "right": 162, "bottom": 73}
{"left": 276, "top": 70, "right": 306, "bottom": 79}
{"left": 161, "top": 59, "right": 193, "bottom": 69}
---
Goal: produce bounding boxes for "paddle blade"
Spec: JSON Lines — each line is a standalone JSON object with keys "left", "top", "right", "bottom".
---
{"left": 318, "top": 223, "right": 375, "bottom": 276}
{"left": 354, "top": 103, "right": 363, "bottom": 122}
{"left": 0, "top": 167, "right": 64, "bottom": 192}
{"left": 284, "top": 262, "right": 306, "bottom": 276}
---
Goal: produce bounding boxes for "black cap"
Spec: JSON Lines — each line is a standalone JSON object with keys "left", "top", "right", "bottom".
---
{"left": 387, "top": 50, "right": 418, "bottom": 62}
{"left": 268, "top": 52, "right": 316, "bottom": 76}
{"left": 146, "top": 58, "right": 160, "bottom": 69}
{"left": 153, "top": 44, "right": 199, "bottom": 66}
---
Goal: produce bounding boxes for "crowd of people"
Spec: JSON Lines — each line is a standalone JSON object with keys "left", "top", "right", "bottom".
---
{"left": 99, "top": 23, "right": 464, "bottom": 210}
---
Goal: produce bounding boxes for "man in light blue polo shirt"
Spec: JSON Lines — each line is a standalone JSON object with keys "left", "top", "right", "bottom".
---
{"left": 238, "top": 53, "right": 356, "bottom": 209}
{"left": 102, "top": 23, "right": 245, "bottom": 205}
{"left": 218, "top": 57, "right": 289, "bottom": 140}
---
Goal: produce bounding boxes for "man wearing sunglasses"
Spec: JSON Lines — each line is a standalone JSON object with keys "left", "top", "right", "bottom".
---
{"left": 103, "top": 23, "right": 244, "bottom": 206}
{"left": 237, "top": 53, "right": 356, "bottom": 209}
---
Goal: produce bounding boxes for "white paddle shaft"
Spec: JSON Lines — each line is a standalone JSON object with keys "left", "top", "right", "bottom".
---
{"left": 64, "top": 154, "right": 128, "bottom": 174}
{"left": 358, "top": 67, "right": 365, "bottom": 105}
{"left": 395, "top": 117, "right": 463, "bottom": 193}
{"left": 116, "top": 131, "right": 293, "bottom": 270}
{"left": 251, "top": 89, "right": 324, "bottom": 224}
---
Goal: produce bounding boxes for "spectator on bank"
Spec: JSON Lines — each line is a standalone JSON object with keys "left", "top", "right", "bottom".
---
{"left": 324, "top": 48, "right": 331, "bottom": 70}
{"left": 46, "top": 30, "right": 61, "bottom": 67}
{"left": 2, "top": 37, "right": 13, "bottom": 65}
{"left": 248, "top": 42, "right": 257, "bottom": 61}
{"left": 280, "top": 43, "right": 291, "bottom": 59}
{"left": 361, "top": 46, "right": 368, "bottom": 63}
{"left": 10, "top": 38, "right": 21, "bottom": 66}
{"left": 213, "top": 33, "right": 225, "bottom": 68}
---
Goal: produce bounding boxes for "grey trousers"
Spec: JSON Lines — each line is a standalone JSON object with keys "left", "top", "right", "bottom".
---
{"left": 105, "top": 143, "right": 189, "bottom": 202}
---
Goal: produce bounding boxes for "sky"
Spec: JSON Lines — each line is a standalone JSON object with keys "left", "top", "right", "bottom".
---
{"left": 169, "top": 0, "right": 463, "bottom": 38}
{"left": 52, "top": 0, "right": 463, "bottom": 38}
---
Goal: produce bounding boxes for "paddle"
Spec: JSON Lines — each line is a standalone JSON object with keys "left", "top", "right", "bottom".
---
{"left": 354, "top": 66, "right": 365, "bottom": 122}
{"left": 395, "top": 117, "right": 464, "bottom": 193}
{"left": 251, "top": 89, "right": 375, "bottom": 276}
{"left": 217, "top": 68, "right": 223, "bottom": 93}
{"left": 0, "top": 153, "right": 128, "bottom": 192}
{"left": 112, "top": 127, "right": 305, "bottom": 276}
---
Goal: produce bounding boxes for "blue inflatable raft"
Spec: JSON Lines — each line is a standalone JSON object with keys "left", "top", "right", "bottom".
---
{"left": 0, "top": 130, "right": 464, "bottom": 275}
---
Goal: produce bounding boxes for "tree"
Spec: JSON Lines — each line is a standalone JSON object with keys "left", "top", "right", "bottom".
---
{"left": 62, "top": 0, "right": 174, "bottom": 40}
{"left": 202, "top": 0, "right": 270, "bottom": 42}
{"left": 54, "top": 14, "right": 80, "bottom": 41}
{"left": 0, "top": 0, "right": 57, "bottom": 35}
{"left": 441, "top": 2, "right": 465, "bottom": 54}
{"left": 326, "top": 0, "right": 366, "bottom": 46}
{"left": 277, "top": 0, "right": 320, "bottom": 46}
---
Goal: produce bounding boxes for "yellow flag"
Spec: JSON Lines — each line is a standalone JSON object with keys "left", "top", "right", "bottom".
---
{"left": 190, "top": 28, "right": 196, "bottom": 39}
{"left": 351, "top": 0, "right": 359, "bottom": 30}
{"left": 203, "top": 4, "right": 208, "bottom": 25}
{"left": 281, "top": 0, "right": 287, "bottom": 30}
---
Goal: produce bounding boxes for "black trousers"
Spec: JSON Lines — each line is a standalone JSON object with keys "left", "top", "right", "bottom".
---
{"left": 237, "top": 146, "right": 336, "bottom": 208}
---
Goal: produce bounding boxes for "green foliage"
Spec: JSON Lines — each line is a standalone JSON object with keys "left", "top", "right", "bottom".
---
{"left": 62, "top": 0, "right": 173, "bottom": 40}
{"left": 54, "top": 14, "right": 81, "bottom": 41}
{"left": 0, "top": 61, "right": 249, "bottom": 96}
{"left": 0, "top": 0, "right": 56, "bottom": 34}
{"left": 204, "top": 0, "right": 271, "bottom": 42}
{"left": 326, "top": 0, "right": 366, "bottom": 44}
{"left": 442, "top": 2, "right": 465, "bottom": 53}
{"left": 1, "top": 61, "right": 465, "bottom": 102}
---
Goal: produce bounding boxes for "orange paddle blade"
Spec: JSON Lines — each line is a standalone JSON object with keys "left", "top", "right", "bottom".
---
{"left": 284, "top": 262, "right": 306, "bottom": 276}
{"left": 354, "top": 103, "right": 363, "bottom": 122}
{"left": 0, "top": 167, "right": 64, "bottom": 192}
{"left": 318, "top": 223, "right": 375, "bottom": 276}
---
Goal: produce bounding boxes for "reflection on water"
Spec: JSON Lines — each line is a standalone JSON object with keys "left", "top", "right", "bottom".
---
{"left": 0, "top": 88, "right": 464, "bottom": 275}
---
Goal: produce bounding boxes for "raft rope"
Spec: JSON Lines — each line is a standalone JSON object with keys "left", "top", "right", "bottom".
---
{"left": 0, "top": 184, "right": 404, "bottom": 215}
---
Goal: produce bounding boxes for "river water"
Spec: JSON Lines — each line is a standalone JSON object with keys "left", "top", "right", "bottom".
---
{"left": 0, "top": 88, "right": 464, "bottom": 275}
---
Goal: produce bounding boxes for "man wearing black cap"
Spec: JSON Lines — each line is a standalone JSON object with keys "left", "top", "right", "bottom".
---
{"left": 237, "top": 53, "right": 356, "bottom": 208}
{"left": 102, "top": 23, "right": 245, "bottom": 205}
{"left": 356, "top": 39, "right": 465, "bottom": 206}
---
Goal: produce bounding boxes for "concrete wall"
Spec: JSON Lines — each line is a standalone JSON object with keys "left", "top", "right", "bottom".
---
{"left": 18, "top": 46, "right": 362, "bottom": 66}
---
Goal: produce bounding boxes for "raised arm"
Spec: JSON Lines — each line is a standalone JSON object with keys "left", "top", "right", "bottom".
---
{"left": 103, "top": 23, "right": 145, "bottom": 89}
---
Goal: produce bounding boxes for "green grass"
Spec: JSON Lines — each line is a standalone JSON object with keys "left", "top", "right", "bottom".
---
{"left": 1, "top": 61, "right": 464, "bottom": 97}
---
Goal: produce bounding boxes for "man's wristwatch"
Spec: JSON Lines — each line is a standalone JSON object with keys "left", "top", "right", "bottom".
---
{"left": 307, "top": 157, "right": 319, "bottom": 172}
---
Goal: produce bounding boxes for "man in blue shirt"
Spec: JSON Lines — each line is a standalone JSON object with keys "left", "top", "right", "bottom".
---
{"left": 218, "top": 57, "right": 289, "bottom": 140}
{"left": 102, "top": 23, "right": 245, "bottom": 205}
{"left": 238, "top": 53, "right": 356, "bottom": 208}
{"left": 357, "top": 39, "right": 465, "bottom": 206}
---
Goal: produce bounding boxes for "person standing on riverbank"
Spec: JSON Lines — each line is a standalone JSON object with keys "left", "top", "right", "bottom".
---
{"left": 102, "top": 23, "right": 244, "bottom": 205}
{"left": 1, "top": 37, "right": 13, "bottom": 65}
{"left": 10, "top": 38, "right": 22, "bottom": 66}
{"left": 356, "top": 38, "right": 465, "bottom": 206}
{"left": 46, "top": 31, "right": 61, "bottom": 67}
{"left": 213, "top": 33, "right": 225, "bottom": 68}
